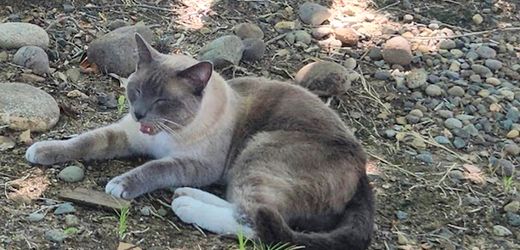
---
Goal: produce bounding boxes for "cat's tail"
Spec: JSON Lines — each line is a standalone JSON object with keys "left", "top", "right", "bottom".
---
{"left": 254, "top": 175, "right": 375, "bottom": 250}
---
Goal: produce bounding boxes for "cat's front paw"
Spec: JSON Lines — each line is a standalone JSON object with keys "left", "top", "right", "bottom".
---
{"left": 105, "top": 174, "right": 143, "bottom": 200}
{"left": 25, "top": 141, "right": 69, "bottom": 165}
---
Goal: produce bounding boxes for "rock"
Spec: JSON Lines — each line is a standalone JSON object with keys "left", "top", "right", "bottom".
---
{"left": 374, "top": 70, "right": 391, "bottom": 80}
{"left": 311, "top": 26, "right": 333, "bottom": 39}
{"left": 472, "top": 64, "right": 492, "bottom": 77}
{"left": 67, "top": 90, "right": 88, "bottom": 99}
{"left": 416, "top": 152, "right": 433, "bottom": 164}
{"left": 333, "top": 27, "right": 358, "bottom": 46}
{"left": 12, "top": 46, "right": 50, "bottom": 75}
{"left": 0, "top": 51, "right": 8, "bottom": 62}
{"left": 504, "top": 143, "right": 520, "bottom": 156}
{"left": 476, "top": 45, "right": 496, "bottom": 59}
{"left": 198, "top": 35, "right": 244, "bottom": 68}
{"left": 405, "top": 68, "right": 428, "bottom": 89}
{"left": 45, "top": 229, "right": 67, "bottom": 243}
{"left": 382, "top": 36, "right": 412, "bottom": 66}
{"left": 449, "top": 170, "right": 465, "bottom": 180}
{"left": 343, "top": 58, "right": 357, "bottom": 71}
{"left": 397, "top": 233, "right": 411, "bottom": 245}
{"left": 486, "top": 77, "right": 501, "bottom": 85}
{"left": 295, "top": 61, "right": 352, "bottom": 96}
{"left": 425, "top": 84, "right": 442, "bottom": 96}
{"left": 439, "top": 39, "right": 456, "bottom": 50}
{"left": 0, "top": 82, "right": 60, "bottom": 132}
{"left": 507, "top": 129, "right": 519, "bottom": 139}
{"left": 54, "top": 203, "right": 76, "bottom": 215}
{"left": 58, "top": 165, "right": 85, "bottom": 183}
{"left": 445, "top": 118, "right": 463, "bottom": 129}
{"left": 19, "top": 130, "right": 32, "bottom": 145}
{"left": 493, "top": 225, "right": 512, "bottom": 236}
{"left": 87, "top": 23, "right": 153, "bottom": 76}
{"left": 384, "top": 129, "right": 397, "bottom": 138}
{"left": 298, "top": 2, "right": 332, "bottom": 26}
{"left": 507, "top": 213, "right": 520, "bottom": 227}
{"left": 140, "top": 206, "right": 152, "bottom": 216}
{"left": 504, "top": 201, "right": 520, "bottom": 213}
{"left": 497, "top": 159, "right": 514, "bottom": 177}
{"left": 293, "top": 30, "right": 312, "bottom": 45}
{"left": 0, "top": 22, "right": 49, "bottom": 49}
{"left": 406, "top": 109, "right": 423, "bottom": 124}
{"left": 484, "top": 59, "right": 503, "bottom": 71}
{"left": 453, "top": 137, "right": 466, "bottom": 148}
{"left": 107, "top": 19, "right": 129, "bottom": 30}
{"left": 274, "top": 21, "right": 297, "bottom": 33}
{"left": 64, "top": 214, "right": 80, "bottom": 226}
{"left": 472, "top": 14, "right": 484, "bottom": 25}
{"left": 434, "top": 136, "right": 450, "bottom": 144}
{"left": 66, "top": 68, "right": 81, "bottom": 83}
{"left": 396, "top": 211, "right": 408, "bottom": 220}
{"left": 241, "top": 38, "right": 265, "bottom": 61}
{"left": 63, "top": 3, "right": 75, "bottom": 13}
{"left": 448, "top": 86, "right": 465, "bottom": 96}
{"left": 450, "top": 49, "right": 464, "bottom": 58}
{"left": 403, "top": 14, "right": 414, "bottom": 23}
{"left": 233, "top": 23, "right": 264, "bottom": 40}
{"left": 437, "top": 110, "right": 454, "bottom": 118}
{"left": 0, "top": 136, "right": 15, "bottom": 151}
{"left": 157, "top": 207, "right": 168, "bottom": 217}
{"left": 27, "top": 212, "right": 45, "bottom": 222}
{"left": 368, "top": 47, "right": 383, "bottom": 61}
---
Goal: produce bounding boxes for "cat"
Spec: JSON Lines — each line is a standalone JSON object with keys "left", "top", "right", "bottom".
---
{"left": 26, "top": 34, "right": 374, "bottom": 250}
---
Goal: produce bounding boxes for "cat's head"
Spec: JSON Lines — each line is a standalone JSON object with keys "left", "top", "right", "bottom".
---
{"left": 126, "top": 34, "right": 213, "bottom": 135}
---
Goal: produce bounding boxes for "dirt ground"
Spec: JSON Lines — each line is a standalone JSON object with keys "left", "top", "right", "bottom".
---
{"left": 1, "top": 0, "right": 519, "bottom": 249}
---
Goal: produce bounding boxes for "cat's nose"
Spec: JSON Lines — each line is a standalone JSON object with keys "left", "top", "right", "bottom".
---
{"left": 134, "top": 111, "right": 145, "bottom": 120}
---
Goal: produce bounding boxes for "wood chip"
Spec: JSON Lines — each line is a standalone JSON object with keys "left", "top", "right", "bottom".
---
{"left": 117, "top": 242, "right": 142, "bottom": 250}
{"left": 58, "top": 188, "right": 131, "bottom": 211}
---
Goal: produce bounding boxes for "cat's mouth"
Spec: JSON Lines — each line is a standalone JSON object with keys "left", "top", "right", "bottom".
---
{"left": 139, "top": 123, "right": 158, "bottom": 135}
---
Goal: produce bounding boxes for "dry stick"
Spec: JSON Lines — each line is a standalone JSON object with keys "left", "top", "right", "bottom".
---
{"left": 265, "top": 33, "right": 287, "bottom": 45}
{"left": 421, "top": 134, "right": 472, "bottom": 164}
{"left": 412, "top": 27, "right": 520, "bottom": 40}
{"left": 437, "top": 163, "right": 457, "bottom": 186}
{"left": 367, "top": 151, "right": 426, "bottom": 181}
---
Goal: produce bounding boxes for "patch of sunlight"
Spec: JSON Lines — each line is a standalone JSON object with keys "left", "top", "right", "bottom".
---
{"left": 173, "top": 0, "right": 217, "bottom": 30}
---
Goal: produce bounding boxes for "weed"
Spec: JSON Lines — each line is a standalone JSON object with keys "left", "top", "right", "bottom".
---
{"left": 235, "top": 229, "right": 303, "bottom": 250}
{"left": 115, "top": 206, "right": 130, "bottom": 239}
{"left": 117, "top": 95, "right": 126, "bottom": 115}
{"left": 503, "top": 175, "right": 514, "bottom": 192}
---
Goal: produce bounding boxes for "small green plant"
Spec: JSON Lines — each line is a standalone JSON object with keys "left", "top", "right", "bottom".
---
{"left": 115, "top": 206, "right": 130, "bottom": 239}
{"left": 235, "top": 229, "right": 303, "bottom": 250}
{"left": 503, "top": 175, "right": 514, "bottom": 192}
{"left": 63, "top": 227, "right": 78, "bottom": 235}
{"left": 117, "top": 95, "right": 126, "bottom": 115}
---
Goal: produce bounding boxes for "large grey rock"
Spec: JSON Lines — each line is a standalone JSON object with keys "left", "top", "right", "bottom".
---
{"left": 198, "top": 35, "right": 244, "bottom": 68}
{"left": 12, "top": 46, "right": 50, "bottom": 75}
{"left": 383, "top": 36, "right": 412, "bottom": 66}
{"left": 87, "top": 24, "right": 153, "bottom": 76}
{"left": 0, "top": 22, "right": 49, "bottom": 49}
{"left": 298, "top": 2, "right": 332, "bottom": 26}
{"left": 295, "top": 61, "right": 356, "bottom": 96}
{"left": 0, "top": 82, "right": 60, "bottom": 132}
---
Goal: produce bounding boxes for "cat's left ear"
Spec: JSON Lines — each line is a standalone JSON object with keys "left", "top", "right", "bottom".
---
{"left": 178, "top": 61, "right": 213, "bottom": 95}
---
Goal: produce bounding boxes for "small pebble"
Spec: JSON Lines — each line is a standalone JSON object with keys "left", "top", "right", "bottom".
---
{"left": 485, "top": 59, "right": 503, "bottom": 71}
{"left": 434, "top": 136, "right": 450, "bottom": 144}
{"left": 58, "top": 165, "right": 85, "bottom": 183}
{"left": 507, "top": 129, "right": 519, "bottom": 139}
{"left": 504, "top": 201, "right": 520, "bottom": 213}
{"left": 54, "top": 203, "right": 76, "bottom": 215}
{"left": 140, "top": 206, "right": 152, "bottom": 216}
{"left": 27, "top": 212, "right": 45, "bottom": 222}
{"left": 425, "top": 85, "right": 442, "bottom": 96}
{"left": 507, "top": 213, "right": 520, "bottom": 227}
{"left": 64, "top": 214, "right": 80, "bottom": 226}
{"left": 492, "top": 225, "right": 512, "bottom": 236}
{"left": 45, "top": 229, "right": 67, "bottom": 243}
{"left": 476, "top": 46, "right": 496, "bottom": 59}
{"left": 416, "top": 152, "right": 433, "bottom": 164}
{"left": 444, "top": 118, "right": 463, "bottom": 129}
{"left": 472, "top": 14, "right": 484, "bottom": 25}
{"left": 396, "top": 211, "right": 408, "bottom": 220}
{"left": 504, "top": 143, "right": 520, "bottom": 156}
{"left": 448, "top": 86, "right": 465, "bottom": 97}
{"left": 453, "top": 137, "right": 466, "bottom": 149}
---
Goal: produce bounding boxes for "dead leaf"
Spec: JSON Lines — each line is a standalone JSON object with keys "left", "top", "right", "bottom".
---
{"left": 463, "top": 164, "right": 481, "bottom": 173}
{"left": 117, "top": 242, "right": 142, "bottom": 250}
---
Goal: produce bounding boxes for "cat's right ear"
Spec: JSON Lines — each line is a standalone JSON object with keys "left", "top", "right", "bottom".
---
{"left": 135, "top": 33, "right": 159, "bottom": 66}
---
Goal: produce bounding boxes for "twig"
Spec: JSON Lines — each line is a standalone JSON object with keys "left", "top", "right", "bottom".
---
{"left": 437, "top": 163, "right": 457, "bottom": 186}
{"left": 375, "top": 1, "right": 401, "bottom": 13}
{"left": 265, "top": 33, "right": 287, "bottom": 45}
{"left": 367, "top": 151, "right": 426, "bottom": 181}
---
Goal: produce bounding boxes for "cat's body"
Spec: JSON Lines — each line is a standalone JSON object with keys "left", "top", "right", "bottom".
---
{"left": 26, "top": 35, "right": 374, "bottom": 249}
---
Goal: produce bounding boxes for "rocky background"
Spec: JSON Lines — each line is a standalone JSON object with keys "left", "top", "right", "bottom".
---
{"left": 0, "top": 0, "right": 519, "bottom": 249}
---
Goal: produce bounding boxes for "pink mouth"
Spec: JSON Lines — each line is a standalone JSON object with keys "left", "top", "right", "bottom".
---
{"left": 139, "top": 123, "right": 158, "bottom": 135}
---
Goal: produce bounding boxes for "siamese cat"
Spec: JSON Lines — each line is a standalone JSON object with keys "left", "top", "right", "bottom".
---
{"left": 26, "top": 34, "right": 374, "bottom": 249}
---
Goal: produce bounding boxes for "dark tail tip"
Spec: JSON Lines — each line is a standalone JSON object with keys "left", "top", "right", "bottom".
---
{"left": 255, "top": 206, "right": 293, "bottom": 245}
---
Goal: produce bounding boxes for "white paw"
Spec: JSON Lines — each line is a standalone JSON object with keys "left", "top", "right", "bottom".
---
{"left": 25, "top": 140, "right": 66, "bottom": 165}
{"left": 171, "top": 196, "right": 203, "bottom": 224}
{"left": 174, "top": 187, "right": 232, "bottom": 208}
{"left": 105, "top": 174, "right": 139, "bottom": 200}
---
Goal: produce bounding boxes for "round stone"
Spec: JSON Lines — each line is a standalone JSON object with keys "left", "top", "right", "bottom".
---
{"left": 0, "top": 22, "right": 49, "bottom": 49}
{"left": 425, "top": 84, "right": 442, "bottom": 96}
{"left": 382, "top": 36, "right": 412, "bottom": 66}
{"left": 444, "top": 118, "right": 463, "bottom": 129}
{"left": 241, "top": 38, "right": 265, "bottom": 61}
{"left": 233, "top": 23, "right": 264, "bottom": 40}
{"left": 58, "top": 165, "right": 85, "bottom": 183}
{"left": 199, "top": 35, "right": 244, "bottom": 68}
{"left": 0, "top": 82, "right": 60, "bottom": 132}
{"left": 295, "top": 61, "right": 352, "bottom": 96}
{"left": 476, "top": 45, "right": 496, "bottom": 59}
{"left": 298, "top": 2, "right": 332, "bottom": 26}
{"left": 13, "top": 46, "right": 50, "bottom": 75}
{"left": 484, "top": 59, "right": 503, "bottom": 71}
{"left": 333, "top": 27, "right": 358, "bottom": 46}
{"left": 439, "top": 39, "right": 456, "bottom": 50}
{"left": 472, "top": 14, "right": 484, "bottom": 25}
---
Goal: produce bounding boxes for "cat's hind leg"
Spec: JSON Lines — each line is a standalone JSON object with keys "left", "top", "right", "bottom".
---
{"left": 171, "top": 195, "right": 255, "bottom": 237}
{"left": 173, "top": 187, "right": 232, "bottom": 208}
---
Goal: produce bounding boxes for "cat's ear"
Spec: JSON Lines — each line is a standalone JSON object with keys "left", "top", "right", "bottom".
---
{"left": 135, "top": 33, "right": 160, "bottom": 66}
{"left": 178, "top": 61, "right": 213, "bottom": 95}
